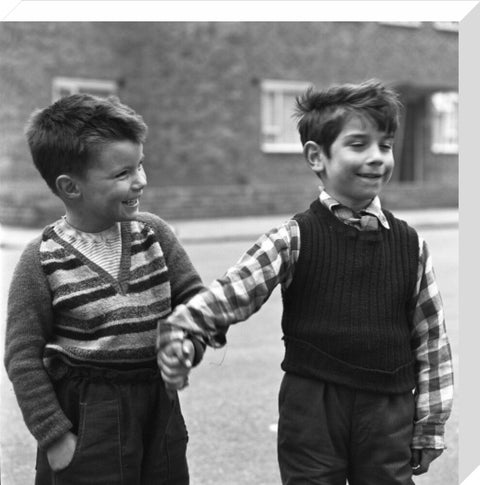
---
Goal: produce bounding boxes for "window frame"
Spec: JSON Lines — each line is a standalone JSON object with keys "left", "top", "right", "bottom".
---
{"left": 261, "top": 79, "right": 311, "bottom": 154}
{"left": 433, "top": 22, "right": 458, "bottom": 32}
{"left": 430, "top": 91, "right": 458, "bottom": 155}
{"left": 379, "top": 21, "right": 422, "bottom": 28}
{"left": 52, "top": 76, "right": 118, "bottom": 101}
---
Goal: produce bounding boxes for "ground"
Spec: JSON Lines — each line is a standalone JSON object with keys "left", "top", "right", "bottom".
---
{"left": 0, "top": 223, "right": 458, "bottom": 485}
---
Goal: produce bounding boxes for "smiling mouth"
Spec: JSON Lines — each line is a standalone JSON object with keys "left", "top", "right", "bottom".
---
{"left": 357, "top": 174, "right": 382, "bottom": 179}
{"left": 122, "top": 199, "right": 139, "bottom": 207}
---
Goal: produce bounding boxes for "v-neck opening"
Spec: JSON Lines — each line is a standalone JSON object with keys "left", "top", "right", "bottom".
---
{"left": 47, "top": 222, "right": 133, "bottom": 295}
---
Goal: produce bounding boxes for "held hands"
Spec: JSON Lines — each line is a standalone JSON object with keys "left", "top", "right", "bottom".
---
{"left": 157, "top": 338, "right": 195, "bottom": 391}
{"left": 46, "top": 430, "right": 78, "bottom": 471}
{"left": 411, "top": 448, "right": 443, "bottom": 475}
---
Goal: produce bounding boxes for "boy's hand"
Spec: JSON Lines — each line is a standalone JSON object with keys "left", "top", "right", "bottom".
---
{"left": 46, "top": 430, "right": 77, "bottom": 471}
{"left": 411, "top": 448, "right": 443, "bottom": 475}
{"left": 157, "top": 338, "right": 195, "bottom": 390}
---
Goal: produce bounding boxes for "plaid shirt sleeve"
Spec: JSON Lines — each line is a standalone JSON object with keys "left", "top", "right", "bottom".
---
{"left": 157, "top": 220, "right": 300, "bottom": 349}
{"left": 410, "top": 236, "right": 454, "bottom": 450}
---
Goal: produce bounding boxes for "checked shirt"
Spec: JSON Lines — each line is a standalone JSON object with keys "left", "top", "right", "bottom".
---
{"left": 161, "top": 190, "right": 454, "bottom": 449}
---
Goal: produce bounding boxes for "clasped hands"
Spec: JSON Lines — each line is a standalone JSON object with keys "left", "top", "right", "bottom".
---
{"left": 157, "top": 337, "right": 195, "bottom": 391}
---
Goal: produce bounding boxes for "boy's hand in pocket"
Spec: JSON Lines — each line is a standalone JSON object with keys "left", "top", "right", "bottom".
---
{"left": 47, "top": 430, "right": 78, "bottom": 471}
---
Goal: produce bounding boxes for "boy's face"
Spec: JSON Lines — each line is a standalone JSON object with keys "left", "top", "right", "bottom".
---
{"left": 70, "top": 140, "right": 147, "bottom": 232}
{"left": 307, "top": 115, "right": 394, "bottom": 211}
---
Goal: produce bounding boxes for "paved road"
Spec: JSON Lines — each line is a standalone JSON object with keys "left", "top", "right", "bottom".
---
{"left": 0, "top": 212, "right": 458, "bottom": 484}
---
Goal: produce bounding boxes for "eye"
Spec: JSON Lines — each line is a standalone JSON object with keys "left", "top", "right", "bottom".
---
{"left": 346, "top": 136, "right": 367, "bottom": 148}
{"left": 115, "top": 170, "right": 129, "bottom": 179}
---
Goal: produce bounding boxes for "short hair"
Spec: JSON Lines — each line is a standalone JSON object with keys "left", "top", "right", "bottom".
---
{"left": 294, "top": 79, "right": 402, "bottom": 157}
{"left": 25, "top": 93, "right": 148, "bottom": 194}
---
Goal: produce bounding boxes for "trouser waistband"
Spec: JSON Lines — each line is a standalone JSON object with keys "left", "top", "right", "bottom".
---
{"left": 53, "top": 361, "right": 160, "bottom": 383}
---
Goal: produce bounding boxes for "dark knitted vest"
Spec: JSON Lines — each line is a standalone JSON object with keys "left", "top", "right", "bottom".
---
{"left": 281, "top": 199, "right": 419, "bottom": 393}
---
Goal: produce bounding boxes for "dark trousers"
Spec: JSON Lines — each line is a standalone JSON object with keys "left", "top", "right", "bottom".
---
{"left": 35, "top": 366, "right": 189, "bottom": 485}
{"left": 277, "top": 373, "right": 415, "bottom": 485}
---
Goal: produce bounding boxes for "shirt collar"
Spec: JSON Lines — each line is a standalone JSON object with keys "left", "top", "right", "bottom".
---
{"left": 56, "top": 216, "right": 121, "bottom": 244}
{"left": 318, "top": 188, "right": 390, "bottom": 230}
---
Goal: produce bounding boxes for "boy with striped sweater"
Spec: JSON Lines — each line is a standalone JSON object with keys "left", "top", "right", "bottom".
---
{"left": 4, "top": 94, "right": 204, "bottom": 484}
{"left": 158, "top": 80, "right": 454, "bottom": 484}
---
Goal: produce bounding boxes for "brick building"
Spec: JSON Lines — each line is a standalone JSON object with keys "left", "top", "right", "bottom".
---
{"left": 0, "top": 22, "right": 458, "bottom": 226}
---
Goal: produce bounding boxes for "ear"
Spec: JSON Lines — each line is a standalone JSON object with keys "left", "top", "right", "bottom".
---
{"left": 303, "top": 141, "right": 326, "bottom": 176}
{"left": 55, "top": 175, "right": 81, "bottom": 200}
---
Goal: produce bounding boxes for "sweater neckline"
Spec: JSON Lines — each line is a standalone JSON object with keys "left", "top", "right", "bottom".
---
{"left": 47, "top": 220, "right": 133, "bottom": 294}
{"left": 58, "top": 217, "right": 121, "bottom": 244}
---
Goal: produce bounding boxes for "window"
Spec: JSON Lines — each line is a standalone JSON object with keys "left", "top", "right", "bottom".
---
{"left": 261, "top": 79, "right": 311, "bottom": 153}
{"left": 52, "top": 77, "right": 117, "bottom": 101}
{"left": 433, "top": 22, "right": 458, "bottom": 32}
{"left": 430, "top": 92, "right": 458, "bottom": 154}
{"left": 379, "top": 21, "right": 422, "bottom": 28}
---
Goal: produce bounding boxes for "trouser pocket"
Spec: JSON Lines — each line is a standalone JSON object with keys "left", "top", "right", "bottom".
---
{"left": 54, "top": 398, "right": 122, "bottom": 485}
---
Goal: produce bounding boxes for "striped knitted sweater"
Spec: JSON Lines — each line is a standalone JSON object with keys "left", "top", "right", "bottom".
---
{"left": 4, "top": 212, "right": 203, "bottom": 448}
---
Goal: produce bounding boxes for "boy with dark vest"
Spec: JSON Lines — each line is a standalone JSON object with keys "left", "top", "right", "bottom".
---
{"left": 157, "top": 79, "right": 454, "bottom": 484}
{"left": 4, "top": 93, "right": 204, "bottom": 484}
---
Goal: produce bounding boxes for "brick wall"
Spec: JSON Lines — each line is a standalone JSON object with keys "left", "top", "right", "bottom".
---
{"left": 0, "top": 22, "right": 458, "bottom": 227}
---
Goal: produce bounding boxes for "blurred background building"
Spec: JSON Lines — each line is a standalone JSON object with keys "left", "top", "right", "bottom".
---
{"left": 0, "top": 21, "right": 458, "bottom": 227}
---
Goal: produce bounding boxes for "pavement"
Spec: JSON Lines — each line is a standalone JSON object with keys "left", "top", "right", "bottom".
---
{"left": 0, "top": 207, "right": 458, "bottom": 248}
{"left": 0, "top": 207, "right": 459, "bottom": 485}
{"left": 172, "top": 207, "right": 459, "bottom": 243}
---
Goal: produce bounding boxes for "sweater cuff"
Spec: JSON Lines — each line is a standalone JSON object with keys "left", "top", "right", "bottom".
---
{"left": 33, "top": 409, "right": 73, "bottom": 450}
{"left": 411, "top": 422, "right": 446, "bottom": 450}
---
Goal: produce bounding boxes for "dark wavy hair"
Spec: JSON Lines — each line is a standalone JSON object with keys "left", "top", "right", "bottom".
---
{"left": 25, "top": 93, "right": 148, "bottom": 194}
{"left": 294, "top": 79, "right": 402, "bottom": 157}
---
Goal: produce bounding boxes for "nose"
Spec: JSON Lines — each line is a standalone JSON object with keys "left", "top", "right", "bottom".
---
{"left": 366, "top": 143, "right": 386, "bottom": 165}
{"left": 132, "top": 166, "right": 147, "bottom": 190}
